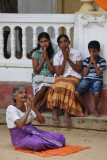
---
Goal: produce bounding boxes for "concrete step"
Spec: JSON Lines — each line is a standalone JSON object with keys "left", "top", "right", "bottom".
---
{"left": 1, "top": 109, "right": 107, "bottom": 131}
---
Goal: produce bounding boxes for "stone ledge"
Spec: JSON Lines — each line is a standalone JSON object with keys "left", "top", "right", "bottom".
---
{"left": 1, "top": 109, "right": 107, "bottom": 131}
{"left": 33, "top": 112, "right": 107, "bottom": 131}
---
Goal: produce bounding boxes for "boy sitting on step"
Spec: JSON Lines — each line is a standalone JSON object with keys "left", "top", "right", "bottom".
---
{"left": 75, "top": 40, "right": 106, "bottom": 117}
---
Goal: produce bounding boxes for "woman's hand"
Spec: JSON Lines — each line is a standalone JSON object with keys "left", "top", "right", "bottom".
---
{"left": 27, "top": 95, "right": 45, "bottom": 124}
{"left": 26, "top": 95, "right": 33, "bottom": 111}
{"left": 33, "top": 107, "right": 46, "bottom": 124}
{"left": 14, "top": 95, "right": 33, "bottom": 129}
{"left": 63, "top": 47, "right": 70, "bottom": 61}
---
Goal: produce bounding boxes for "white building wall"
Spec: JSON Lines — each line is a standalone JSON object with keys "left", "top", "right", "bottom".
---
{"left": 74, "top": 14, "right": 107, "bottom": 85}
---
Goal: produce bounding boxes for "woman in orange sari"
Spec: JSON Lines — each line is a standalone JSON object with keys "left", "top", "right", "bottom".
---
{"left": 47, "top": 34, "right": 84, "bottom": 124}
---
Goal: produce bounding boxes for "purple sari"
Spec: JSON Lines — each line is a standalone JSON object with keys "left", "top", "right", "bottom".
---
{"left": 10, "top": 125, "right": 65, "bottom": 151}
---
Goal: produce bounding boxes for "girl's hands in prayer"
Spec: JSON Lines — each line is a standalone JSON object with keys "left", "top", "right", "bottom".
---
{"left": 42, "top": 47, "right": 48, "bottom": 59}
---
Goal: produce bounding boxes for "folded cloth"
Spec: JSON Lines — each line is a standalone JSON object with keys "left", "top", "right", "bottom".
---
{"left": 14, "top": 145, "right": 90, "bottom": 157}
{"left": 94, "top": 0, "right": 107, "bottom": 11}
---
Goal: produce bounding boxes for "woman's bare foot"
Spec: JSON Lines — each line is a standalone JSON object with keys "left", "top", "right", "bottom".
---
{"left": 63, "top": 112, "right": 71, "bottom": 124}
{"left": 95, "top": 110, "right": 101, "bottom": 117}
{"left": 52, "top": 108, "right": 59, "bottom": 123}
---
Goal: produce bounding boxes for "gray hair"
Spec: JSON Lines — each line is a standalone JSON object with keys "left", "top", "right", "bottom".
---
{"left": 12, "top": 85, "right": 27, "bottom": 103}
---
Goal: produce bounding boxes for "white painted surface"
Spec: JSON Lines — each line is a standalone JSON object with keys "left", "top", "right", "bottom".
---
{"left": 0, "top": 14, "right": 107, "bottom": 85}
{"left": 74, "top": 14, "right": 107, "bottom": 85}
{"left": 0, "top": 67, "right": 33, "bottom": 82}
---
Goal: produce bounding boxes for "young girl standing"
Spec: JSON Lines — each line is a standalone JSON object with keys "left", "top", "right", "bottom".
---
{"left": 32, "top": 32, "right": 55, "bottom": 111}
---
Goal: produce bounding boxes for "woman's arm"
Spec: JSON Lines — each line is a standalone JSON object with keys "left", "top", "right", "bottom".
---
{"left": 14, "top": 97, "right": 32, "bottom": 129}
{"left": 54, "top": 59, "right": 66, "bottom": 76}
{"left": 14, "top": 95, "right": 45, "bottom": 129}
{"left": 14, "top": 109, "right": 31, "bottom": 129}
{"left": 65, "top": 48, "right": 82, "bottom": 73}
{"left": 55, "top": 48, "right": 82, "bottom": 75}
{"left": 29, "top": 95, "right": 45, "bottom": 123}
{"left": 32, "top": 107, "right": 45, "bottom": 124}
{"left": 55, "top": 58, "right": 82, "bottom": 76}
{"left": 67, "top": 59, "right": 82, "bottom": 73}
{"left": 32, "top": 57, "right": 45, "bottom": 74}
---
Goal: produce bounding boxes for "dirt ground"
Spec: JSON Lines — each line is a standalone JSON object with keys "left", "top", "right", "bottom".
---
{"left": 0, "top": 125, "right": 107, "bottom": 160}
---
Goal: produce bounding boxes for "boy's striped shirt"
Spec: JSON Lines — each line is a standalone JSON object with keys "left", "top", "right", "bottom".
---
{"left": 83, "top": 55, "right": 106, "bottom": 80}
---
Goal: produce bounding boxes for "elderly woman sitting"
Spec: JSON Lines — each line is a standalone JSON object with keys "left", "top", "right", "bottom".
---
{"left": 6, "top": 85, "right": 65, "bottom": 151}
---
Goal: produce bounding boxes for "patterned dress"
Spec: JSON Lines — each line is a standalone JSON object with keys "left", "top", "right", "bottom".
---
{"left": 32, "top": 48, "right": 54, "bottom": 97}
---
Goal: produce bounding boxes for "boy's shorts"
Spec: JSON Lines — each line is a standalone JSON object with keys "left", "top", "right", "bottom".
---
{"left": 75, "top": 78, "right": 103, "bottom": 95}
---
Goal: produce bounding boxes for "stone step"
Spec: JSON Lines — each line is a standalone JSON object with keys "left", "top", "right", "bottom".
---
{"left": 1, "top": 109, "right": 107, "bottom": 131}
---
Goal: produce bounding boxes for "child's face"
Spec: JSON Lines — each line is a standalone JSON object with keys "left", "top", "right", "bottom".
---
{"left": 39, "top": 37, "right": 50, "bottom": 50}
{"left": 13, "top": 88, "right": 27, "bottom": 103}
{"left": 89, "top": 48, "right": 100, "bottom": 57}
{"left": 58, "top": 37, "right": 70, "bottom": 51}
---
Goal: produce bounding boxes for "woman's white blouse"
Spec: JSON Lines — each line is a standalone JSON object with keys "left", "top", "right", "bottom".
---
{"left": 6, "top": 105, "right": 36, "bottom": 129}
{"left": 53, "top": 48, "right": 82, "bottom": 79}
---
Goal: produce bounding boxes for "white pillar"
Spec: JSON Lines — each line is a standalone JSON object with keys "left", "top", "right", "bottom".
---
{"left": 22, "top": 27, "right": 27, "bottom": 59}
{"left": 11, "top": 27, "right": 16, "bottom": 59}
{"left": 79, "top": 0, "right": 96, "bottom": 12}
{"left": 0, "top": 27, "right": 4, "bottom": 58}
{"left": 33, "top": 28, "right": 37, "bottom": 49}
{"left": 55, "top": 27, "right": 59, "bottom": 44}
{"left": 66, "top": 27, "right": 71, "bottom": 42}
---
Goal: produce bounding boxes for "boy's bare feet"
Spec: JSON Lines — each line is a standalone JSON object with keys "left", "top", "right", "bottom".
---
{"left": 63, "top": 112, "right": 71, "bottom": 124}
{"left": 52, "top": 108, "right": 59, "bottom": 123}
{"left": 95, "top": 110, "right": 101, "bottom": 117}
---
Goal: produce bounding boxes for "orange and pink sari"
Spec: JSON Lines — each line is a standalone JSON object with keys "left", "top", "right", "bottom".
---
{"left": 47, "top": 76, "right": 84, "bottom": 117}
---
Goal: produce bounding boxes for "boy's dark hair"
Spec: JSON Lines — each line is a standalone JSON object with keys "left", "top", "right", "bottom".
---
{"left": 31, "top": 32, "right": 54, "bottom": 59}
{"left": 57, "top": 34, "right": 70, "bottom": 44}
{"left": 13, "top": 85, "right": 27, "bottom": 103}
{"left": 88, "top": 40, "right": 100, "bottom": 50}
